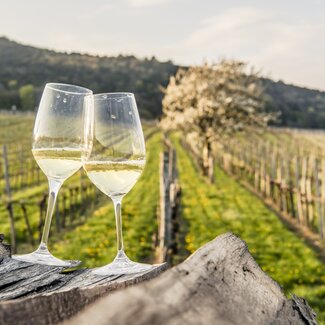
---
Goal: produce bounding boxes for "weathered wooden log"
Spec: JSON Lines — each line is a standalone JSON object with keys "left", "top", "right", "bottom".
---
{"left": 0, "top": 233, "right": 317, "bottom": 325}
{"left": 0, "top": 239, "right": 167, "bottom": 325}
{"left": 0, "top": 234, "right": 11, "bottom": 261}
{"left": 68, "top": 233, "right": 317, "bottom": 325}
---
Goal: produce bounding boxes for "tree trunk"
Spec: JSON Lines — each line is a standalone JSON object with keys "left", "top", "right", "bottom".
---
{"left": 202, "top": 140, "right": 214, "bottom": 183}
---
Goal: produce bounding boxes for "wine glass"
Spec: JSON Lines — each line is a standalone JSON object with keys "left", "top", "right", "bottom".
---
{"left": 83, "top": 92, "right": 154, "bottom": 275}
{"left": 13, "top": 83, "right": 93, "bottom": 267}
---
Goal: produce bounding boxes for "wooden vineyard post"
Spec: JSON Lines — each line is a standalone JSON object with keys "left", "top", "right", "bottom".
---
{"left": 306, "top": 156, "right": 314, "bottom": 225}
{"left": 286, "top": 158, "right": 296, "bottom": 219}
{"left": 265, "top": 151, "right": 271, "bottom": 198}
{"left": 157, "top": 138, "right": 180, "bottom": 264}
{"left": 208, "top": 154, "right": 214, "bottom": 183}
{"left": 20, "top": 201, "right": 34, "bottom": 246}
{"left": 75, "top": 187, "right": 80, "bottom": 208}
{"left": 313, "top": 159, "right": 324, "bottom": 239}
{"left": 300, "top": 157, "right": 308, "bottom": 225}
{"left": 270, "top": 149, "right": 277, "bottom": 204}
{"left": 321, "top": 158, "right": 325, "bottom": 239}
{"left": 276, "top": 159, "right": 282, "bottom": 210}
{"left": 260, "top": 158, "right": 265, "bottom": 197}
{"left": 2, "top": 145, "right": 16, "bottom": 253}
{"left": 294, "top": 157, "right": 303, "bottom": 224}
{"left": 280, "top": 158, "right": 287, "bottom": 213}
{"left": 158, "top": 151, "right": 168, "bottom": 263}
{"left": 19, "top": 145, "right": 24, "bottom": 188}
{"left": 38, "top": 194, "right": 47, "bottom": 241}
{"left": 262, "top": 145, "right": 268, "bottom": 197}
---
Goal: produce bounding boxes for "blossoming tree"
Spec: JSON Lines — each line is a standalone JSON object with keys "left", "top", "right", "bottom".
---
{"left": 161, "top": 60, "right": 274, "bottom": 182}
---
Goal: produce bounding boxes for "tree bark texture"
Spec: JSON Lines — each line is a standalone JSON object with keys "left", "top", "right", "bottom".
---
{"left": 68, "top": 233, "right": 317, "bottom": 325}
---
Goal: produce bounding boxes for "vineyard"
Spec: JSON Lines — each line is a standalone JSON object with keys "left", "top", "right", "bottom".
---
{"left": 0, "top": 114, "right": 159, "bottom": 257}
{"left": 0, "top": 113, "right": 325, "bottom": 323}
{"left": 185, "top": 128, "right": 325, "bottom": 243}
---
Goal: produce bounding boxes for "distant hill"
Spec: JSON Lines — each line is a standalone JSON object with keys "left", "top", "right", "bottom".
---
{"left": 262, "top": 78, "right": 325, "bottom": 129}
{"left": 0, "top": 36, "right": 325, "bottom": 128}
{"left": 0, "top": 37, "right": 178, "bottom": 119}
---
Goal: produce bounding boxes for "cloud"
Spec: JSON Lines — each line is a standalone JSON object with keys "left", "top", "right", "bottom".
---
{"left": 127, "top": 0, "right": 170, "bottom": 7}
{"left": 165, "top": 7, "right": 271, "bottom": 57}
{"left": 78, "top": 3, "right": 115, "bottom": 20}
{"left": 164, "top": 7, "right": 325, "bottom": 89}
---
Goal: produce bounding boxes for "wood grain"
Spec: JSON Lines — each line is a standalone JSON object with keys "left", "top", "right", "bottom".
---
{"left": 0, "top": 239, "right": 167, "bottom": 325}
{"left": 0, "top": 233, "right": 317, "bottom": 325}
{"left": 67, "top": 233, "right": 317, "bottom": 325}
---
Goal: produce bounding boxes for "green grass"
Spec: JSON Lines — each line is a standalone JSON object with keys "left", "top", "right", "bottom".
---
{"left": 171, "top": 134, "right": 325, "bottom": 324}
{"left": 1, "top": 114, "right": 325, "bottom": 322}
{"left": 0, "top": 114, "right": 34, "bottom": 145}
{"left": 53, "top": 132, "right": 161, "bottom": 267}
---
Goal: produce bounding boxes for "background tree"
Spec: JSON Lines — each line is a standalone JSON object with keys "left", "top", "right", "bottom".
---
{"left": 19, "top": 84, "right": 35, "bottom": 111}
{"left": 161, "top": 60, "right": 275, "bottom": 182}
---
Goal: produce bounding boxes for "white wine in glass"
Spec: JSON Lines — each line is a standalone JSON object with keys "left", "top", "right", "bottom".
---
{"left": 32, "top": 148, "right": 83, "bottom": 179}
{"left": 83, "top": 92, "right": 155, "bottom": 275}
{"left": 13, "top": 83, "right": 93, "bottom": 267}
{"left": 84, "top": 160, "right": 145, "bottom": 197}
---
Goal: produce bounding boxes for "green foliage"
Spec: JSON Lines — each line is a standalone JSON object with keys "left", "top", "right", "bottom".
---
{"left": 19, "top": 84, "right": 35, "bottom": 111}
{"left": 171, "top": 133, "right": 325, "bottom": 324}
{"left": 0, "top": 37, "right": 177, "bottom": 118}
{"left": 0, "top": 114, "right": 34, "bottom": 144}
{"left": 8, "top": 80, "right": 17, "bottom": 89}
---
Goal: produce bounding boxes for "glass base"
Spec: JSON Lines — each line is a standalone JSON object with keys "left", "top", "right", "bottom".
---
{"left": 12, "top": 243, "right": 81, "bottom": 268}
{"left": 92, "top": 250, "right": 155, "bottom": 276}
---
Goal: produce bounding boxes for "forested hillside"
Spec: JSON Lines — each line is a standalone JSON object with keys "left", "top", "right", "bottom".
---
{"left": 0, "top": 37, "right": 177, "bottom": 118}
{"left": 1, "top": 36, "right": 325, "bottom": 128}
{"left": 263, "top": 78, "right": 325, "bottom": 128}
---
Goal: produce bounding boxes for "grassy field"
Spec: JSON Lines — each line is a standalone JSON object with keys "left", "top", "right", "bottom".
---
{"left": 0, "top": 114, "right": 34, "bottom": 145}
{"left": 1, "top": 114, "right": 325, "bottom": 323}
{"left": 171, "top": 133, "right": 325, "bottom": 324}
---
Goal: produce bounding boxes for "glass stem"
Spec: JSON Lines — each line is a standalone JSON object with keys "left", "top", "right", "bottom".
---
{"left": 40, "top": 178, "right": 63, "bottom": 247}
{"left": 113, "top": 197, "right": 124, "bottom": 254}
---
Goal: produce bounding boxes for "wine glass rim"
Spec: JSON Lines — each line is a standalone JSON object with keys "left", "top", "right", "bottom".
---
{"left": 46, "top": 83, "right": 93, "bottom": 95}
{"left": 93, "top": 92, "right": 134, "bottom": 100}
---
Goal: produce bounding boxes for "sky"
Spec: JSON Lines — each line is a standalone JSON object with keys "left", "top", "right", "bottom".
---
{"left": 1, "top": 0, "right": 324, "bottom": 90}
